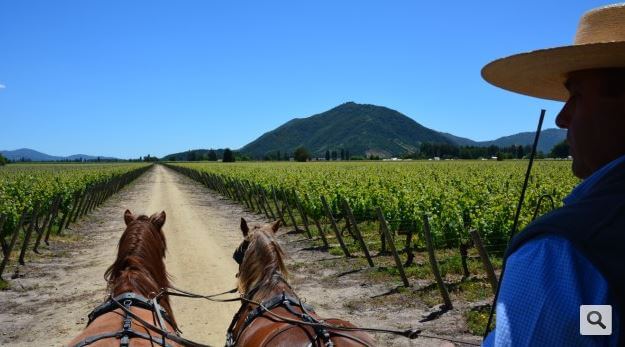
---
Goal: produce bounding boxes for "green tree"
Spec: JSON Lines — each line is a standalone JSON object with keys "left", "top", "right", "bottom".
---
{"left": 294, "top": 147, "right": 311, "bottom": 162}
{"left": 208, "top": 150, "right": 218, "bottom": 161}
{"left": 223, "top": 148, "right": 235, "bottom": 162}
{"left": 550, "top": 140, "right": 570, "bottom": 158}
{"left": 0, "top": 153, "right": 7, "bottom": 166}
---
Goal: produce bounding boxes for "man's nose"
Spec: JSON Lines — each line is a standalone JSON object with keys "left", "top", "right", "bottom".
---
{"left": 555, "top": 101, "right": 572, "bottom": 128}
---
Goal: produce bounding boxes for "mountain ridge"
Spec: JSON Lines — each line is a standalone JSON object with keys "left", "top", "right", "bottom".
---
{"left": 240, "top": 102, "right": 565, "bottom": 158}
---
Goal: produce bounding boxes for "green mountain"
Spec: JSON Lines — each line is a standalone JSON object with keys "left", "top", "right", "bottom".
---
{"left": 161, "top": 149, "right": 227, "bottom": 161}
{"left": 240, "top": 102, "right": 455, "bottom": 158}
{"left": 440, "top": 128, "right": 566, "bottom": 153}
{"left": 479, "top": 129, "right": 566, "bottom": 153}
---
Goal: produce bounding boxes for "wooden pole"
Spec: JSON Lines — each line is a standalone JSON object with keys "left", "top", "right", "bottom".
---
{"left": 321, "top": 196, "right": 350, "bottom": 257}
{"left": 281, "top": 189, "right": 299, "bottom": 232}
{"left": 377, "top": 208, "right": 409, "bottom": 287}
{"left": 342, "top": 199, "right": 374, "bottom": 267}
{"left": 0, "top": 209, "right": 28, "bottom": 279}
{"left": 470, "top": 229, "right": 498, "bottom": 294}
{"left": 292, "top": 189, "right": 312, "bottom": 238}
{"left": 423, "top": 215, "right": 452, "bottom": 309}
{"left": 271, "top": 187, "right": 287, "bottom": 226}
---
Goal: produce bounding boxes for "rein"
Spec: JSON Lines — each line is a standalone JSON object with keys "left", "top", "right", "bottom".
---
{"left": 160, "top": 285, "right": 481, "bottom": 347}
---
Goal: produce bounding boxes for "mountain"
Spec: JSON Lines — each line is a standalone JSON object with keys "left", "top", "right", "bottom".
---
{"left": 0, "top": 148, "right": 118, "bottom": 162}
{"left": 479, "top": 128, "right": 566, "bottom": 153}
{"left": 161, "top": 149, "right": 228, "bottom": 161}
{"left": 240, "top": 102, "right": 455, "bottom": 158}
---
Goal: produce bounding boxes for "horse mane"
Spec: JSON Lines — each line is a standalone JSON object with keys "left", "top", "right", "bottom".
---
{"left": 104, "top": 213, "right": 176, "bottom": 327}
{"left": 238, "top": 226, "right": 289, "bottom": 301}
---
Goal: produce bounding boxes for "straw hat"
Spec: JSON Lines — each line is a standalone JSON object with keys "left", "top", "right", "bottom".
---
{"left": 482, "top": 3, "right": 625, "bottom": 101}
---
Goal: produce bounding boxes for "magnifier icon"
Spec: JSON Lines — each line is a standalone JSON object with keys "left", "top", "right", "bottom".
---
{"left": 587, "top": 311, "right": 607, "bottom": 329}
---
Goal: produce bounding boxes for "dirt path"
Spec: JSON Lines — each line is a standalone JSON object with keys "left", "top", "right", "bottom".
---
{"left": 0, "top": 165, "right": 263, "bottom": 346}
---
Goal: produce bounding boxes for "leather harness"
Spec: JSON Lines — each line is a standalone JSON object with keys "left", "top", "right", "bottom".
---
{"left": 72, "top": 292, "right": 178, "bottom": 347}
{"left": 225, "top": 290, "right": 334, "bottom": 347}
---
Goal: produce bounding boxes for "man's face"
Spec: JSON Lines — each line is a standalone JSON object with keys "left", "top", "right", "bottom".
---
{"left": 555, "top": 69, "right": 625, "bottom": 179}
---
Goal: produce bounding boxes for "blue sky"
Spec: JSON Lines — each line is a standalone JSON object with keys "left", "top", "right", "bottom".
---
{"left": 0, "top": 1, "right": 616, "bottom": 158}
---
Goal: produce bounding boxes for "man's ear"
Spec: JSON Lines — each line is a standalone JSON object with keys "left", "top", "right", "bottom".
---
{"left": 124, "top": 209, "right": 135, "bottom": 226}
{"left": 241, "top": 218, "right": 249, "bottom": 237}
{"left": 271, "top": 220, "right": 281, "bottom": 233}
{"left": 150, "top": 211, "right": 166, "bottom": 229}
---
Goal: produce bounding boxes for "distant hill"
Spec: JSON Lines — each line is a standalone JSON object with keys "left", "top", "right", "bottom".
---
{"left": 480, "top": 128, "right": 566, "bottom": 153}
{"left": 0, "top": 148, "right": 118, "bottom": 162}
{"left": 240, "top": 102, "right": 455, "bottom": 158}
{"left": 161, "top": 149, "right": 227, "bottom": 161}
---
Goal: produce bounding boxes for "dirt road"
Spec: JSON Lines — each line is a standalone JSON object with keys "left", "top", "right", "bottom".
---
{"left": 0, "top": 164, "right": 262, "bottom": 346}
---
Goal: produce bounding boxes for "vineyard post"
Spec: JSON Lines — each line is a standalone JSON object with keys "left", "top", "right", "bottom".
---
{"left": 342, "top": 199, "right": 374, "bottom": 267}
{"left": 71, "top": 189, "right": 87, "bottom": 223}
{"left": 260, "top": 188, "right": 277, "bottom": 221}
{"left": 292, "top": 189, "right": 312, "bottom": 239}
{"left": 320, "top": 196, "right": 351, "bottom": 258}
{"left": 0, "top": 214, "right": 7, "bottom": 257}
{"left": 377, "top": 208, "right": 410, "bottom": 287}
{"left": 0, "top": 209, "right": 29, "bottom": 278}
{"left": 470, "top": 229, "right": 498, "bottom": 294}
{"left": 33, "top": 199, "right": 55, "bottom": 253}
{"left": 44, "top": 195, "right": 62, "bottom": 245}
{"left": 19, "top": 205, "right": 41, "bottom": 265}
{"left": 255, "top": 185, "right": 271, "bottom": 219}
{"left": 423, "top": 215, "right": 453, "bottom": 309}
{"left": 271, "top": 187, "right": 288, "bottom": 226}
{"left": 77, "top": 187, "right": 91, "bottom": 218}
{"left": 240, "top": 181, "right": 253, "bottom": 209}
{"left": 280, "top": 189, "right": 299, "bottom": 232}
{"left": 403, "top": 222, "right": 416, "bottom": 267}
{"left": 245, "top": 181, "right": 259, "bottom": 213}
{"left": 306, "top": 193, "right": 329, "bottom": 248}
{"left": 234, "top": 181, "right": 247, "bottom": 207}
{"left": 248, "top": 181, "right": 261, "bottom": 213}
{"left": 63, "top": 192, "right": 80, "bottom": 229}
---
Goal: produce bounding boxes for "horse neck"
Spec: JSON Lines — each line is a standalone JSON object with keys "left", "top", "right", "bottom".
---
{"left": 248, "top": 272, "right": 293, "bottom": 303}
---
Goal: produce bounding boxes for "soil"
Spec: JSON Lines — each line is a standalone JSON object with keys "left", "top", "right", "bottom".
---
{"left": 0, "top": 165, "right": 482, "bottom": 346}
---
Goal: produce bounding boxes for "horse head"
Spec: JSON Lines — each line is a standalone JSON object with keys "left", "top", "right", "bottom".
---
{"left": 233, "top": 218, "right": 285, "bottom": 300}
{"left": 104, "top": 209, "right": 175, "bottom": 326}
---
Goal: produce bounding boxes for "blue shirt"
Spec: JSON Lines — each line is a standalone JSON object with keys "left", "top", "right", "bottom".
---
{"left": 483, "top": 155, "right": 625, "bottom": 346}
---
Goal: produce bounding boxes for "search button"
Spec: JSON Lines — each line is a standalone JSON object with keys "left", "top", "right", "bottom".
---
{"left": 581, "top": 305, "right": 612, "bottom": 335}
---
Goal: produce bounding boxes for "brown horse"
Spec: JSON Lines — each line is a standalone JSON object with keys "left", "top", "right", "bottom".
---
{"left": 226, "top": 218, "right": 376, "bottom": 347}
{"left": 68, "top": 210, "right": 182, "bottom": 347}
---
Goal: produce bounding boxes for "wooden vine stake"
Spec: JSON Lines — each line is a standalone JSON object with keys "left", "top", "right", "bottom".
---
{"left": 342, "top": 199, "right": 374, "bottom": 267}
{"left": 423, "top": 214, "right": 452, "bottom": 309}
{"left": 292, "top": 189, "right": 312, "bottom": 238}
{"left": 377, "top": 208, "right": 409, "bottom": 287}
{"left": 321, "top": 196, "right": 350, "bottom": 258}
{"left": 470, "top": 229, "right": 498, "bottom": 294}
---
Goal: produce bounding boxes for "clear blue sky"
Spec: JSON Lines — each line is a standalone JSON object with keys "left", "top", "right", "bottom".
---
{"left": 0, "top": 1, "right": 616, "bottom": 159}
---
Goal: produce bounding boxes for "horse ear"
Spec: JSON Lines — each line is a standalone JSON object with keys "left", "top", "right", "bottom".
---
{"left": 241, "top": 218, "right": 249, "bottom": 237}
{"left": 271, "top": 220, "right": 280, "bottom": 233}
{"left": 151, "top": 211, "right": 166, "bottom": 229}
{"left": 124, "top": 209, "right": 135, "bottom": 225}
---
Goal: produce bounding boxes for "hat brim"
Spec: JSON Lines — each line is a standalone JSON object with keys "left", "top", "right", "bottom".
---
{"left": 481, "top": 41, "right": 625, "bottom": 101}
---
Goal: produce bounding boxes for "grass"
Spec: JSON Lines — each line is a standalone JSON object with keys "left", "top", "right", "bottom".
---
{"left": 465, "top": 306, "right": 495, "bottom": 336}
{"left": 0, "top": 279, "right": 10, "bottom": 291}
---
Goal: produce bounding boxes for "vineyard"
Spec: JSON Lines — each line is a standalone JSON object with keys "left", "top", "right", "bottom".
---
{"left": 166, "top": 160, "right": 578, "bottom": 331}
{"left": 167, "top": 161, "right": 578, "bottom": 248}
{"left": 0, "top": 163, "right": 151, "bottom": 278}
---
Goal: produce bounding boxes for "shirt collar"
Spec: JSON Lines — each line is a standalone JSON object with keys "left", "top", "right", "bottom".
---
{"left": 564, "top": 154, "right": 625, "bottom": 205}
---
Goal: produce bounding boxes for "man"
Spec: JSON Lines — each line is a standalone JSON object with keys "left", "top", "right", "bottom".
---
{"left": 480, "top": 3, "right": 625, "bottom": 346}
